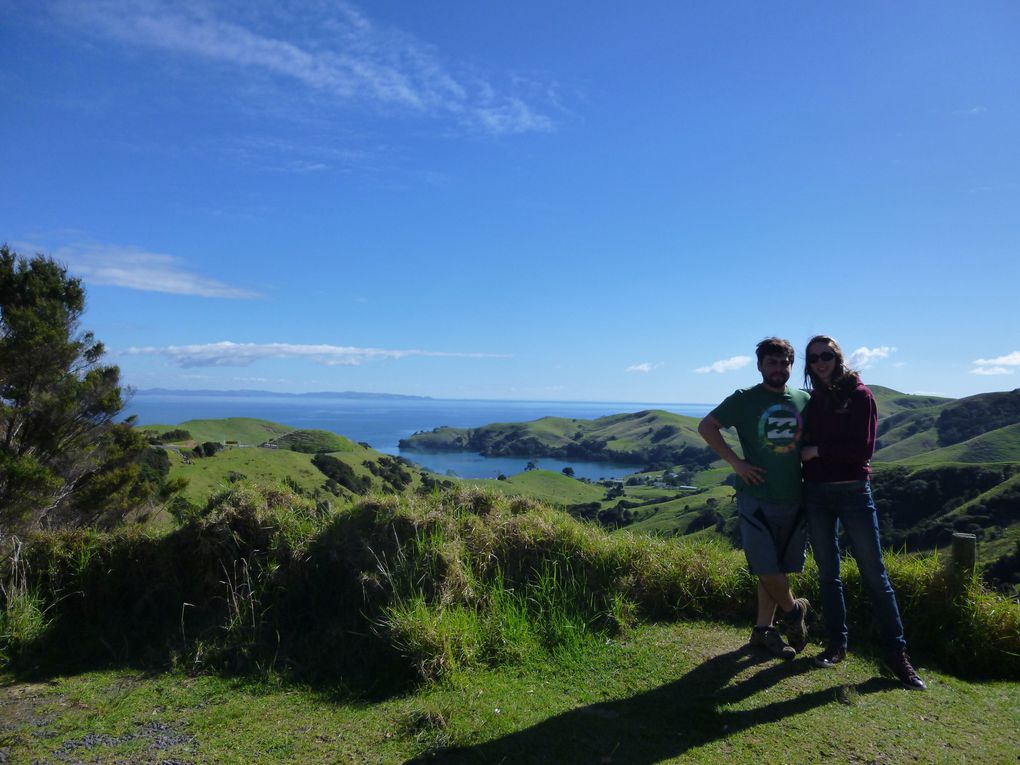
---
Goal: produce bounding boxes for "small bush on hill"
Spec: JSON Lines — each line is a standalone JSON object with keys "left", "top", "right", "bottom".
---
{"left": 312, "top": 453, "right": 371, "bottom": 495}
{"left": 364, "top": 456, "right": 413, "bottom": 492}
{"left": 192, "top": 441, "right": 224, "bottom": 458}
{"left": 142, "top": 428, "right": 192, "bottom": 444}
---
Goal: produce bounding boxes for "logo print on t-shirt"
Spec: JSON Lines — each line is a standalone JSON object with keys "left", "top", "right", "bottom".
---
{"left": 757, "top": 403, "right": 803, "bottom": 454}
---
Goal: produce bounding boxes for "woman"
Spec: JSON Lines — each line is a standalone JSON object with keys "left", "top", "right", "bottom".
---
{"left": 800, "top": 335, "right": 926, "bottom": 690}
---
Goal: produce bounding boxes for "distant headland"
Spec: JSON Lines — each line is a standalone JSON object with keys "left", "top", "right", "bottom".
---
{"left": 134, "top": 388, "right": 434, "bottom": 400}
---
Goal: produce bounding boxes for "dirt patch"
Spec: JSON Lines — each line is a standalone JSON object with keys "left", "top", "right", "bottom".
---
{"left": 0, "top": 680, "right": 198, "bottom": 764}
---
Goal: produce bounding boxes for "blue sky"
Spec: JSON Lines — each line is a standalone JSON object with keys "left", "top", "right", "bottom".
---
{"left": 3, "top": 1, "right": 1019, "bottom": 403}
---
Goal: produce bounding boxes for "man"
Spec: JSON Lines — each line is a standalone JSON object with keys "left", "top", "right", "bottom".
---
{"left": 698, "top": 337, "right": 810, "bottom": 659}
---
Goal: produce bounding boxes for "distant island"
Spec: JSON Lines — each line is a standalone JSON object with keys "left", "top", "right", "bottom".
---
{"left": 134, "top": 388, "right": 433, "bottom": 400}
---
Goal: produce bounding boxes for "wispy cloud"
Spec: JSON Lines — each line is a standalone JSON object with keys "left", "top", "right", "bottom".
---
{"left": 974, "top": 351, "right": 1020, "bottom": 366}
{"left": 626, "top": 362, "right": 659, "bottom": 374}
{"left": 57, "top": 0, "right": 554, "bottom": 136}
{"left": 695, "top": 356, "right": 751, "bottom": 374}
{"left": 18, "top": 240, "right": 260, "bottom": 298}
{"left": 123, "top": 341, "right": 510, "bottom": 368}
{"left": 848, "top": 346, "right": 896, "bottom": 369}
{"left": 971, "top": 350, "right": 1020, "bottom": 376}
{"left": 47, "top": 242, "right": 259, "bottom": 298}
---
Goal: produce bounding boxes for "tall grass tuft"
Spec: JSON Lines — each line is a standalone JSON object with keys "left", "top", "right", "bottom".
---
{"left": 0, "top": 536, "right": 51, "bottom": 664}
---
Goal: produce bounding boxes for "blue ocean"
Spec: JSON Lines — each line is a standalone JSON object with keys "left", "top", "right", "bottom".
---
{"left": 123, "top": 393, "right": 713, "bottom": 481}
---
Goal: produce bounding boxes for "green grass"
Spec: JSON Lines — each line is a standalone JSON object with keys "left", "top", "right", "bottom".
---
{"left": 141, "top": 417, "right": 294, "bottom": 445}
{"left": 464, "top": 470, "right": 606, "bottom": 505}
{"left": 873, "top": 428, "right": 942, "bottom": 461}
{"left": 894, "top": 423, "right": 1020, "bottom": 465}
{"left": 166, "top": 447, "right": 328, "bottom": 505}
{"left": 2, "top": 619, "right": 1017, "bottom": 764}
{"left": 623, "top": 484, "right": 735, "bottom": 536}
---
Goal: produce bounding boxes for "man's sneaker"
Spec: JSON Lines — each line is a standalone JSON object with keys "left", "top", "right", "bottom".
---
{"left": 882, "top": 651, "right": 927, "bottom": 690}
{"left": 782, "top": 598, "right": 810, "bottom": 652}
{"left": 813, "top": 644, "right": 846, "bottom": 669}
{"left": 749, "top": 626, "right": 795, "bottom": 660}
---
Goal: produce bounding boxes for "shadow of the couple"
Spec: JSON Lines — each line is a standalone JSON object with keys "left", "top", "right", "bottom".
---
{"left": 406, "top": 645, "right": 893, "bottom": 764}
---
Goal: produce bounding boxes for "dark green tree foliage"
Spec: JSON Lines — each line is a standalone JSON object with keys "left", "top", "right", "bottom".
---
{"left": 192, "top": 441, "right": 224, "bottom": 458}
{"left": 141, "top": 428, "right": 192, "bottom": 444}
{"left": 0, "top": 246, "right": 151, "bottom": 528}
{"left": 362, "top": 456, "right": 412, "bottom": 492}
{"left": 312, "top": 453, "right": 371, "bottom": 494}
{"left": 936, "top": 390, "right": 1020, "bottom": 446}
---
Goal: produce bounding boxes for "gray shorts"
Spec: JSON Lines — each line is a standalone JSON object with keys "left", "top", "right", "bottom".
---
{"left": 736, "top": 492, "right": 807, "bottom": 575}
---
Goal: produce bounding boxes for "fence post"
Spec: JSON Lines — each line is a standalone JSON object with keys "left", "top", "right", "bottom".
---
{"left": 949, "top": 532, "right": 977, "bottom": 598}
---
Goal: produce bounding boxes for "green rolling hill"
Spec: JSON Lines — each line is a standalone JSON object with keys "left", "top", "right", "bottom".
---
{"left": 400, "top": 409, "right": 731, "bottom": 468}
{"left": 143, "top": 418, "right": 440, "bottom": 518}
{"left": 874, "top": 388, "right": 1020, "bottom": 462}
{"left": 869, "top": 385, "right": 952, "bottom": 418}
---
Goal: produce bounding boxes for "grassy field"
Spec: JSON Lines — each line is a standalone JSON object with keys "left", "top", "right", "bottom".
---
{"left": 166, "top": 447, "right": 331, "bottom": 506}
{"left": 464, "top": 470, "right": 606, "bottom": 505}
{"left": 142, "top": 418, "right": 294, "bottom": 445}
{"left": 2, "top": 620, "right": 1017, "bottom": 764}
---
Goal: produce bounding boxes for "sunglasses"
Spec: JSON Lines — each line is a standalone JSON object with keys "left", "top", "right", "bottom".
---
{"left": 807, "top": 351, "right": 836, "bottom": 364}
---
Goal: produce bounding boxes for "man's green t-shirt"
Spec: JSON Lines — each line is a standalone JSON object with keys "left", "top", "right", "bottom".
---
{"left": 710, "top": 384, "right": 810, "bottom": 503}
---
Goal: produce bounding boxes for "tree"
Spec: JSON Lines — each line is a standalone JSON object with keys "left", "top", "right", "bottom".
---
{"left": 562, "top": 466, "right": 575, "bottom": 478}
{"left": 0, "top": 246, "right": 148, "bottom": 529}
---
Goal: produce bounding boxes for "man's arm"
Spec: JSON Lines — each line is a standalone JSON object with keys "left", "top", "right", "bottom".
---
{"left": 698, "top": 414, "right": 765, "bottom": 486}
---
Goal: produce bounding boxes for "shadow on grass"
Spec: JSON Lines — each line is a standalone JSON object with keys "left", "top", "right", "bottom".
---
{"left": 407, "top": 646, "right": 894, "bottom": 764}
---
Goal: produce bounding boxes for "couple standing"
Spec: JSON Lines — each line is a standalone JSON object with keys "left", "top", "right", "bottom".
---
{"left": 698, "top": 336, "right": 926, "bottom": 690}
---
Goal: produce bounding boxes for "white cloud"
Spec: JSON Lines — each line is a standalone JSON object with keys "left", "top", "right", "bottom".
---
{"left": 626, "top": 363, "right": 658, "bottom": 373}
{"left": 695, "top": 356, "right": 752, "bottom": 374}
{"left": 58, "top": 0, "right": 554, "bottom": 136}
{"left": 42, "top": 242, "right": 260, "bottom": 298}
{"left": 973, "top": 351, "right": 1020, "bottom": 367}
{"left": 847, "top": 346, "right": 896, "bottom": 369}
{"left": 971, "top": 350, "right": 1020, "bottom": 376}
{"left": 123, "top": 341, "right": 510, "bottom": 368}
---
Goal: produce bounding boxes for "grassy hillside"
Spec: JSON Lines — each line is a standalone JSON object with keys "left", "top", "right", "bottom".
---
{"left": 401, "top": 410, "right": 730, "bottom": 468}
{"left": 142, "top": 417, "right": 293, "bottom": 444}
{"left": 894, "top": 423, "right": 1020, "bottom": 466}
{"left": 623, "top": 483, "right": 735, "bottom": 537}
{"left": 869, "top": 385, "right": 952, "bottom": 418}
{"left": 874, "top": 388, "right": 1020, "bottom": 461}
{"left": 140, "top": 418, "right": 439, "bottom": 513}
{"left": 465, "top": 470, "right": 606, "bottom": 505}
{"left": 166, "top": 447, "right": 336, "bottom": 506}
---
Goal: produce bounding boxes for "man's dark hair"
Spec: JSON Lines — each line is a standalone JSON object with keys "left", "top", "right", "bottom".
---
{"left": 755, "top": 337, "right": 795, "bottom": 364}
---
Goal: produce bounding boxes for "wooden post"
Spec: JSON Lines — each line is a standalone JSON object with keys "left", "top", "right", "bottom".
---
{"left": 949, "top": 532, "right": 977, "bottom": 598}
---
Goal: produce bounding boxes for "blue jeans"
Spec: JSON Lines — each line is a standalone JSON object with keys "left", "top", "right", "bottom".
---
{"left": 805, "top": 480, "right": 906, "bottom": 653}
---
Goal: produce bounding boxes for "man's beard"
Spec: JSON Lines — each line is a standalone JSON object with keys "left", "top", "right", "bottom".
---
{"left": 765, "top": 371, "right": 789, "bottom": 388}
